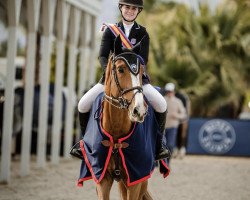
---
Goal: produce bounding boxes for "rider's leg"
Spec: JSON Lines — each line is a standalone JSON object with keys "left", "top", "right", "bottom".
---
{"left": 78, "top": 112, "right": 90, "bottom": 137}
{"left": 142, "top": 84, "right": 170, "bottom": 160}
{"left": 78, "top": 83, "right": 104, "bottom": 136}
{"left": 154, "top": 111, "right": 169, "bottom": 160}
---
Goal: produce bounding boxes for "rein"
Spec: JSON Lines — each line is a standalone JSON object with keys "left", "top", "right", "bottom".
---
{"left": 104, "top": 52, "right": 143, "bottom": 109}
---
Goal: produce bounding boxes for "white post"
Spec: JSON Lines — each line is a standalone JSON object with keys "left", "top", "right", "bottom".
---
{"left": 88, "top": 16, "right": 97, "bottom": 87}
{"left": 64, "top": 7, "right": 81, "bottom": 158}
{"left": 51, "top": 0, "right": 70, "bottom": 164}
{"left": 78, "top": 13, "right": 91, "bottom": 94}
{"left": 0, "top": 0, "right": 22, "bottom": 183}
{"left": 78, "top": 12, "right": 91, "bottom": 98}
{"left": 76, "top": 12, "right": 90, "bottom": 142}
{"left": 20, "top": 0, "right": 41, "bottom": 176}
{"left": 37, "top": 0, "right": 56, "bottom": 168}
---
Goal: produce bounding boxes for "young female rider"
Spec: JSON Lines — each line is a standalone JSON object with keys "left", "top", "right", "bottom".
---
{"left": 78, "top": 0, "right": 169, "bottom": 160}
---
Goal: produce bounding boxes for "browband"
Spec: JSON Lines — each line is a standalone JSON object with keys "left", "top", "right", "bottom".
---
{"left": 113, "top": 52, "right": 140, "bottom": 76}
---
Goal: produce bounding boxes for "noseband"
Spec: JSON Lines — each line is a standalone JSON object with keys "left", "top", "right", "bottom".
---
{"left": 104, "top": 52, "right": 143, "bottom": 109}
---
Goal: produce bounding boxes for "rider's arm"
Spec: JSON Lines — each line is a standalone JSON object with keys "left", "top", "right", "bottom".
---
{"left": 139, "top": 30, "right": 150, "bottom": 65}
{"left": 98, "top": 28, "right": 113, "bottom": 71}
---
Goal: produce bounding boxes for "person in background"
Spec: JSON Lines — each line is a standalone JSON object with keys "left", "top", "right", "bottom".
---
{"left": 164, "top": 83, "right": 187, "bottom": 163}
{"left": 175, "top": 90, "right": 190, "bottom": 158}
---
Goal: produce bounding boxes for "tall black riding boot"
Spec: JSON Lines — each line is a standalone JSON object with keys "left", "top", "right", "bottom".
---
{"left": 79, "top": 111, "right": 90, "bottom": 137}
{"left": 70, "top": 111, "right": 90, "bottom": 160}
{"left": 155, "top": 110, "right": 171, "bottom": 160}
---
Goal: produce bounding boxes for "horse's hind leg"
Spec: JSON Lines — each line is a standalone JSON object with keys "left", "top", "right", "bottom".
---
{"left": 96, "top": 173, "right": 114, "bottom": 200}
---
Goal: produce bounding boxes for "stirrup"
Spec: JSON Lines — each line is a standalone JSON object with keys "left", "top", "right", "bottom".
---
{"left": 70, "top": 141, "right": 84, "bottom": 160}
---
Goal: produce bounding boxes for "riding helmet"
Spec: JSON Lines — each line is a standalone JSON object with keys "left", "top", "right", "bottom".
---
{"left": 119, "top": 0, "right": 143, "bottom": 8}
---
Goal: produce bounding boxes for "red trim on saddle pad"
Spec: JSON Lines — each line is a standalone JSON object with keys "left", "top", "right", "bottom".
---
{"left": 79, "top": 131, "right": 113, "bottom": 184}
{"left": 77, "top": 176, "right": 92, "bottom": 187}
{"left": 119, "top": 147, "right": 155, "bottom": 186}
{"left": 160, "top": 160, "right": 171, "bottom": 178}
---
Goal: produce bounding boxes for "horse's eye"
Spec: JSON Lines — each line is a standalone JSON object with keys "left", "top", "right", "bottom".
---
{"left": 118, "top": 67, "right": 125, "bottom": 73}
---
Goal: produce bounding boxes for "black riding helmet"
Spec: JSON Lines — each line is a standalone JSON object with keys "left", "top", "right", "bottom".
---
{"left": 119, "top": 0, "right": 143, "bottom": 8}
{"left": 118, "top": 0, "right": 143, "bottom": 22}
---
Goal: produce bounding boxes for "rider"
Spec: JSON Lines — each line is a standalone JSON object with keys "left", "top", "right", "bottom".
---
{"left": 78, "top": 0, "right": 169, "bottom": 160}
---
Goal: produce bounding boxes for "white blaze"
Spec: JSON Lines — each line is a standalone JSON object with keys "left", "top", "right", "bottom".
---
{"left": 130, "top": 73, "right": 145, "bottom": 115}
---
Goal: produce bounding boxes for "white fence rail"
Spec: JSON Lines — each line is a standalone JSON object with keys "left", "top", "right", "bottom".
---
{"left": 0, "top": 0, "right": 101, "bottom": 183}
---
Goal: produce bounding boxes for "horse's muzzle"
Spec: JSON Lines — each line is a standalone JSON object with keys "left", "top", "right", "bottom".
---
{"left": 130, "top": 104, "right": 148, "bottom": 123}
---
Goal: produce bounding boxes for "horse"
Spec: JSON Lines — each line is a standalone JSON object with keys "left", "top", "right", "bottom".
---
{"left": 97, "top": 36, "right": 151, "bottom": 200}
{"left": 77, "top": 35, "right": 170, "bottom": 199}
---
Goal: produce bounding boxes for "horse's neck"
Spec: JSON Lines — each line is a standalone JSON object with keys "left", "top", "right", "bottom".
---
{"left": 102, "top": 102, "right": 132, "bottom": 141}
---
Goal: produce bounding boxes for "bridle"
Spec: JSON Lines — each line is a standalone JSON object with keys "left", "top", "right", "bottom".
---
{"left": 104, "top": 52, "right": 143, "bottom": 109}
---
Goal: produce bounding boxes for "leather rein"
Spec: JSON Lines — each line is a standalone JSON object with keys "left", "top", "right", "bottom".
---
{"left": 104, "top": 52, "right": 143, "bottom": 109}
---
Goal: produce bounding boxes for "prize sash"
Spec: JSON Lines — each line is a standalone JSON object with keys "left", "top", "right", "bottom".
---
{"left": 104, "top": 23, "right": 133, "bottom": 49}
{"left": 103, "top": 23, "right": 145, "bottom": 66}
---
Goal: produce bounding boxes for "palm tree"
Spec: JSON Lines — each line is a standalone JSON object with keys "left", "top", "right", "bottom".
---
{"left": 138, "top": 0, "right": 250, "bottom": 118}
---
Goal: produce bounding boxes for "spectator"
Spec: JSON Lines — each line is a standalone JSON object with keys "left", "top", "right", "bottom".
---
{"left": 164, "top": 83, "right": 187, "bottom": 164}
{"left": 175, "top": 90, "right": 190, "bottom": 158}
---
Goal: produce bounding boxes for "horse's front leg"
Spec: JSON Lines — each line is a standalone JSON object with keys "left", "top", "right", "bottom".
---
{"left": 118, "top": 180, "right": 127, "bottom": 200}
{"left": 140, "top": 181, "right": 153, "bottom": 200}
{"left": 126, "top": 183, "right": 142, "bottom": 200}
{"left": 96, "top": 172, "right": 114, "bottom": 200}
{"left": 127, "top": 180, "right": 151, "bottom": 200}
{"left": 142, "top": 190, "right": 153, "bottom": 200}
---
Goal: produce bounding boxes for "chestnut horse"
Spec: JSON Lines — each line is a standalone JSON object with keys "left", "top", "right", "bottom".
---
{"left": 97, "top": 36, "right": 152, "bottom": 199}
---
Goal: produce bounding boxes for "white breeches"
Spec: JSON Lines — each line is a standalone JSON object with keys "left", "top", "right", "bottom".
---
{"left": 78, "top": 83, "right": 167, "bottom": 113}
{"left": 78, "top": 83, "right": 104, "bottom": 113}
{"left": 142, "top": 84, "right": 167, "bottom": 113}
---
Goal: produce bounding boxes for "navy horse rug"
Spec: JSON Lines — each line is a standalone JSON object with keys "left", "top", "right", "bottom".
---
{"left": 77, "top": 93, "right": 170, "bottom": 187}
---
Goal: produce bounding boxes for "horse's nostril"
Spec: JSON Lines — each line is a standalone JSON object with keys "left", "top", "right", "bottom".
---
{"left": 133, "top": 108, "right": 139, "bottom": 116}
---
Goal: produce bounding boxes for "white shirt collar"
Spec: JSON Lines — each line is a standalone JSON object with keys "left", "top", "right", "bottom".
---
{"left": 123, "top": 22, "right": 134, "bottom": 37}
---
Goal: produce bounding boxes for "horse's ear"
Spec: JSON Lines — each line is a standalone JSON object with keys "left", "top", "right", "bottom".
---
{"left": 114, "top": 35, "right": 123, "bottom": 56}
{"left": 132, "top": 35, "right": 146, "bottom": 54}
